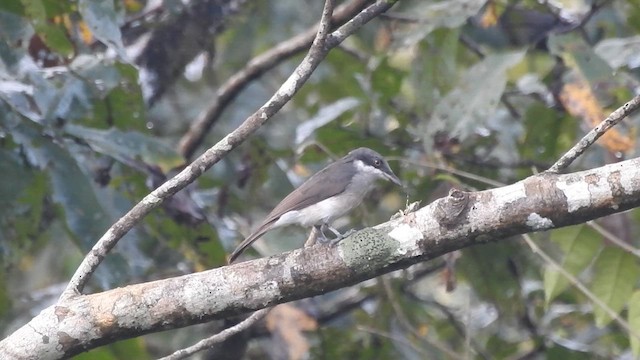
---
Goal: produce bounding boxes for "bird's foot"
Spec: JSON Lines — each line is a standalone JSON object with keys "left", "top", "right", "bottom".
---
{"left": 317, "top": 224, "right": 350, "bottom": 246}
{"left": 317, "top": 224, "right": 357, "bottom": 246}
{"left": 316, "top": 233, "right": 335, "bottom": 245}
{"left": 328, "top": 229, "right": 356, "bottom": 246}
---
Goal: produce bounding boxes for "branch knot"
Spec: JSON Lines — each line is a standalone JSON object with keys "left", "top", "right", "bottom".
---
{"left": 434, "top": 189, "right": 469, "bottom": 227}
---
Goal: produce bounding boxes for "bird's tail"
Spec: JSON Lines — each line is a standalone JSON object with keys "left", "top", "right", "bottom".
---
{"left": 227, "top": 225, "right": 271, "bottom": 264}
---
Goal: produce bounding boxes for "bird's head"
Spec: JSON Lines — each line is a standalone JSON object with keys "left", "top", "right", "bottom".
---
{"left": 348, "top": 147, "right": 402, "bottom": 187}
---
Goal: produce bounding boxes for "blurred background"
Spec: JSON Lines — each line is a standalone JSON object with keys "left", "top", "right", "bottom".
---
{"left": 2, "top": 0, "right": 640, "bottom": 358}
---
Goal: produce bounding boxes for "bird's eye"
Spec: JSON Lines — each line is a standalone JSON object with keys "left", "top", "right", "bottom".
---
{"left": 373, "top": 159, "right": 381, "bottom": 167}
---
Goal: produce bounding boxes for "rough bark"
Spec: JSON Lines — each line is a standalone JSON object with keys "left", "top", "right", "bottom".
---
{"left": 2, "top": 157, "right": 640, "bottom": 359}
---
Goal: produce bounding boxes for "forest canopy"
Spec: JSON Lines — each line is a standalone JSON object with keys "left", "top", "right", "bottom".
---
{"left": 2, "top": 0, "right": 640, "bottom": 359}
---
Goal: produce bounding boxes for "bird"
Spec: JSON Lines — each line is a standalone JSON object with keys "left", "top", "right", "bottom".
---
{"left": 228, "top": 147, "right": 402, "bottom": 263}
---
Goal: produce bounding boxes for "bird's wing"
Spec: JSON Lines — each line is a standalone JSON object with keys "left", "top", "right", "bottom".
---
{"left": 262, "top": 157, "right": 356, "bottom": 225}
{"left": 228, "top": 157, "right": 355, "bottom": 263}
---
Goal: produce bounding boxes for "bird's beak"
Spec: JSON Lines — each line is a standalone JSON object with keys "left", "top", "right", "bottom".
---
{"left": 385, "top": 170, "right": 402, "bottom": 187}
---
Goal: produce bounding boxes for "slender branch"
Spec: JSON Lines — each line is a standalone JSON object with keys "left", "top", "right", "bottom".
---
{"left": 587, "top": 220, "right": 640, "bottom": 258}
{"left": 159, "top": 308, "right": 272, "bottom": 360}
{"left": 389, "top": 157, "right": 504, "bottom": 188}
{"left": 576, "top": 0, "right": 616, "bottom": 33}
{"left": 547, "top": 94, "right": 640, "bottom": 173}
{"left": 356, "top": 325, "right": 431, "bottom": 356}
{"left": 520, "top": 234, "right": 640, "bottom": 341}
{"left": 177, "top": 0, "right": 370, "bottom": 159}
{"left": 61, "top": 0, "right": 397, "bottom": 300}
{"left": 380, "top": 277, "right": 467, "bottom": 360}
{"left": 162, "top": 3, "right": 335, "bottom": 355}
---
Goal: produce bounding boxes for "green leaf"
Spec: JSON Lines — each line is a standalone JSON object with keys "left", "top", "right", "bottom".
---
{"left": 370, "top": 57, "right": 404, "bottom": 108}
{"left": 0, "top": 149, "right": 32, "bottom": 205}
{"left": 591, "top": 247, "right": 640, "bottom": 327}
{"left": 0, "top": 271, "right": 12, "bottom": 319}
{"left": 546, "top": 344, "right": 591, "bottom": 360}
{"left": 520, "top": 104, "right": 576, "bottom": 163}
{"left": 20, "top": 0, "right": 73, "bottom": 56}
{"left": 307, "top": 49, "right": 366, "bottom": 104}
{"left": 0, "top": 150, "right": 48, "bottom": 269}
{"left": 548, "top": 33, "right": 616, "bottom": 87}
{"left": 594, "top": 35, "right": 640, "bottom": 70}
{"left": 146, "top": 212, "right": 225, "bottom": 269}
{"left": 458, "top": 241, "right": 526, "bottom": 315}
{"left": 39, "top": 23, "right": 74, "bottom": 56}
{"left": 312, "top": 127, "right": 397, "bottom": 163}
{"left": 628, "top": 291, "right": 640, "bottom": 358}
{"left": 74, "top": 337, "right": 151, "bottom": 360}
{"left": 391, "top": 0, "right": 486, "bottom": 46}
{"left": 0, "top": 9, "right": 32, "bottom": 45}
{"left": 64, "top": 124, "right": 184, "bottom": 173}
{"left": 20, "top": 0, "right": 46, "bottom": 29}
{"left": 548, "top": 32, "right": 631, "bottom": 114}
{"left": 543, "top": 225, "right": 602, "bottom": 304}
{"left": 406, "top": 27, "right": 460, "bottom": 114}
{"left": 101, "top": 63, "right": 146, "bottom": 130}
{"left": 11, "top": 123, "right": 131, "bottom": 287}
{"left": 295, "top": 97, "right": 360, "bottom": 145}
{"left": 422, "top": 50, "right": 527, "bottom": 150}
{"left": 0, "top": 0, "right": 25, "bottom": 14}
{"left": 78, "top": 0, "right": 126, "bottom": 57}
{"left": 13, "top": 127, "right": 111, "bottom": 251}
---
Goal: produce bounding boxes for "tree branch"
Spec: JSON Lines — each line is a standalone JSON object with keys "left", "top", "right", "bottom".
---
{"left": 177, "top": 0, "right": 371, "bottom": 159}
{"left": 5, "top": 157, "right": 640, "bottom": 359}
{"left": 60, "top": 0, "right": 397, "bottom": 300}
{"left": 520, "top": 234, "right": 639, "bottom": 340}
{"left": 159, "top": 308, "right": 272, "bottom": 360}
{"left": 548, "top": 94, "right": 640, "bottom": 173}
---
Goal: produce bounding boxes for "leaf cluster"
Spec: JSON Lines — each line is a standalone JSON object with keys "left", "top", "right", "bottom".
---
{"left": 2, "top": 0, "right": 640, "bottom": 358}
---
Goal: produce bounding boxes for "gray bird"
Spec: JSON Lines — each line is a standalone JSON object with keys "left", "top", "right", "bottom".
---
{"left": 228, "top": 147, "right": 402, "bottom": 263}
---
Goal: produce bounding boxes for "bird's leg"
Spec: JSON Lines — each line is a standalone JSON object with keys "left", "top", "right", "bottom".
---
{"left": 318, "top": 223, "right": 356, "bottom": 246}
{"left": 330, "top": 228, "right": 356, "bottom": 245}
{"left": 316, "top": 224, "right": 334, "bottom": 244}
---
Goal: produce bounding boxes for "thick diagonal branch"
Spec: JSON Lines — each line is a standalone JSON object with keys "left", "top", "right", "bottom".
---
{"left": 60, "top": 0, "right": 398, "bottom": 300}
{"left": 177, "top": 0, "right": 370, "bottom": 159}
{"left": 5, "top": 157, "right": 640, "bottom": 359}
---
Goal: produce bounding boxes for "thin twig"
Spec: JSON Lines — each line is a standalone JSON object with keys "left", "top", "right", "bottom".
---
{"left": 587, "top": 220, "right": 640, "bottom": 258}
{"left": 404, "top": 288, "right": 492, "bottom": 360}
{"left": 388, "top": 157, "right": 504, "bottom": 188}
{"left": 61, "top": 0, "right": 397, "bottom": 299}
{"left": 356, "top": 325, "right": 431, "bottom": 357}
{"left": 395, "top": 154, "right": 640, "bottom": 343}
{"left": 547, "top": 94, "right": 640, "bottom": 173}
{"left": 444, "top": 154, "right": 549, "bottom": 172}
{"left": 520, "top": 234, "right": 640, "bottom": 341}
{"left": 576, "top": 0, "right": 616, "bottom": 35}
{"left": 380, "top": 276, "right": 467, "bottom": 360}
{"left": 158, "top": 308, "right": 272, "bottom": 360}
{"left": 177, "top": 0, "right": 369, "bottom": 159}
{"left": 378, "top": 12, "right": 424, "bottom": 23}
